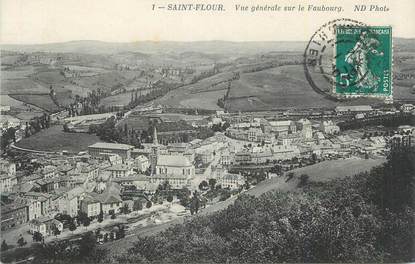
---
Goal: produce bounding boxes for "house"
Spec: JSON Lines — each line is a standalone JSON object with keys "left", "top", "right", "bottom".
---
{"left": 155, "top": 154, "right": 195, "bottom": 178}
{"left": 0, "top": 105, "right": 11, "bottom": 113}
{"left": 41, "top": 165, "right": 58, "bottom": 179}
{"left": 21, "top": 174, "right": 43, "bottom": 185}
{"left": 272, "top": 145, "right": 301, "bottom": 160}
{"left": 0, "top": 115, "right": 21, "bottom": 131}
{"left": 0, "top": 159, "right": 16, "bottom": 175}
{"left": 106, "top": 164, "right": 133, "bottom": 178}
{"left": 97, "top": 183, "right": 123, "bottom": 215}
{"left": 400, "top": 104, "right": 414, "bottom": 112}
{"left": 266, "top": 120, "right": 296, "bottom": 136}
{"left": 88, "top": 142, "right": 134, "bottom": 160}
{"left": 197, "top": 150, "right": 214, "bottom": 164}
{"left": 21, "top": 192, "right": 52, "bottom": 218}
{"left": 167, "top": 142, "right": 190, "bottom": 154}
{"left": 276, "top": 132, "right": 300, "bottom": 146}
{"left": 12, "top": 182, "right": 38, "bottom": 193}
{"left": 234, "top": 151, "right": 252, "bottom": 165}
{"left": 296, "top": 119, "right": 313, "bottom": 139}
{"left": 397, "top": 125, "right": 414, "bottom": 134}
{"left": 247, "top": 127, "right": 262, "bottom": 142}
{"left": 58, "top": 190, "right": 79, "bottom": 217}
{"left": 1, "top": 201, "right": 28, "bottom": 231}
{"left": 80, "top": 193, "right": 101, "bottom": 218}
{"left": 251, "top": 151, "right": 272, "bottom": 164}
{"left": 320, "top": 120, "right": 340, "bottom": 135}
{"left": 149, "top": 174, "right": 190, "bottom": 189}
{"left": 133, "top": 155, "right": 150, "bottom": 173}
{"left": 29, "top": 217, "right": 63, "bottom": 237}
{"left": 220, "top": 151, "right": 233, "bottom": 165}
{"left": 112, "top": 174, "right": 151, "bottom": 190}
{"left": 57, "top": 164, "right": 74, "bottom": 176}
{"left": 218, "top": 174, "right": 245, "bottom": 190}
{"left": 0, "top": 160, "right": 17, "bottom": 193}
{"left": 66, "top": 186, "right": 88, "bottom": 214}
{"left": 0, "top": 172, "right": 18, "bottom": 193}
{"left": 69, "top": 162, "right": 99, "bottom": 180}
{"left": 335, "top": 105, "right": 373, "bottom": 113}
{"left": 34, "top": 177, "right": 62, "bottom": 192}
{"left": 107, "top": 154, "right": 123, "bottom": 166}
{"left": 95, "top": 171, "right": 112, "bottom": 193}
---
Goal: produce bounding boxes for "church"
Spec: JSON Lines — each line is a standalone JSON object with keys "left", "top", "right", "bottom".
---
{"left": 149, "top": 127, "right": 195, "bottom": 189}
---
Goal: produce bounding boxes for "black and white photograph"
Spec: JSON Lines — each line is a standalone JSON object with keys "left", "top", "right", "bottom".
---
{"left": 0, "top": 0, "right": 414, "bottom": 263}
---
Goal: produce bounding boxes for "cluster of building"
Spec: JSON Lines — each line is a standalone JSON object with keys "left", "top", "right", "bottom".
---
{"left": 221, "top": 115, "right": 406, "bottom": 166}
{"left": 2, "top": 103, "right": 414, "bottom": 239}
{"left": 0, "top": 128, "right": 238, "bottom": 236}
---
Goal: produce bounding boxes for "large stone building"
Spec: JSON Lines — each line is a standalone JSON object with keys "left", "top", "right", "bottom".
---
{"left": 155, "top": 155, "right": 195, "bottom": 178}
{"left": 88, "top": 142, "right": 134, "bottom": 160}
{"left": 0, "top": 159, "right": 17, "bottom": 193}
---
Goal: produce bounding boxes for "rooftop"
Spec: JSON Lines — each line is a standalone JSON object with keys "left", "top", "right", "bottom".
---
{"left": 88, "top": 142, "right": 134, "bottom": 151}
{"left": 157, "top": 155, "right": 192, "bottom": 167}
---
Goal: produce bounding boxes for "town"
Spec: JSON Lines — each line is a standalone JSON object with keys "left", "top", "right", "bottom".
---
{"left": 1, "top": 35, "right": 415, "bottom": 263}
{"left": 1, "top": 98, "right": 414, "bottom": 261}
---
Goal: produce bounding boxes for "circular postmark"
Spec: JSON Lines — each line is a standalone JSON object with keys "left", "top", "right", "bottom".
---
{"left": 304, "top": 18, "right": 371, "bottom": 100}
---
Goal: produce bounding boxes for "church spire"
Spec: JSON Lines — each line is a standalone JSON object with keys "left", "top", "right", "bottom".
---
{"left": 153, "top": 126, "right": 158, "bottom": 145}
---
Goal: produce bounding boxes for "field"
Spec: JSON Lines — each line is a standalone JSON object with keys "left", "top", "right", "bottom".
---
{"left": 9, "top": 94, "right": 60, "bottom": 113}
{"left": 225, "top": 64, "right": 415, "bottom": 112}
{"left": 179, "top": 90, "right": 226, "bottom": 110}
{"left": 154, "top": 72, "right": 234, "bottom": 110}
{"left": 289, "top": 158, "right": 386, "bottom": 181}
{"left": 15, "top": 125, "right": 101, "bottom": 153}
{"left": 1, "top": 78, "right": 50, "bottom": 94}
{"left": 99, "top": 92, "right": 136, "bottom": 107}
{"left": 246, "top": 157, "right": 386, "bottom": 197}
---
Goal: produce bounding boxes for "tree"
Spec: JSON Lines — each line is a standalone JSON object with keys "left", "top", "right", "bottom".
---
{"left": 1, "top": 240, "right": 8, "bottom": 251}
{"left": 32, "top": 231, "right": 43, "bottom": 242}
{"left": 146, "top": 201, "right": 152, "bottom": 209}
{"left": 69, "top": 221, "right": 77, "bottom": 233}
{"left": 199, "top": 180, "right": 209, "bottom": 191}
{"left": 297, "top": 174, "right": 310, "bottom": 187}
{"left": 17, "top": 236, "right": 26, "bottom": 247}
{"left": 79, "top": 232, "right": 96, "bottom": 258}
{"left": 208, "top": 178, "right": 217, "bottom": 190}
{"left": 117, "top": 225, "right": 126, "bottom": 239}
{"left": 77, "top": 211, "right": 88, "bottom": 226}
{"left": 83, "top": 217, "right": 91, "bottom": 229}
{"left": 98, "top": 210, "right": 104, "bottom": 223}
{"left": 111, "top": 212, "right": 116, "bottom": 219}
{"left": 190, "top": 193, "right": 201, "bottom": 215}
{"left": 167, "top": 194, "right": 174, "bottom": 203}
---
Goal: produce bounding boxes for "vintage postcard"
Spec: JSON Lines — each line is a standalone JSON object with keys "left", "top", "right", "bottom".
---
{"left": 0, "top": 0, "right": 414, "bottom": 263}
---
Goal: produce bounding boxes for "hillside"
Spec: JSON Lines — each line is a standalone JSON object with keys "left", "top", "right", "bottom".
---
{"left": 102, "top": 148, "right": 414, "bottom": 264}
{"left": 1, "top": 40, "right": 307, "bottom": 55}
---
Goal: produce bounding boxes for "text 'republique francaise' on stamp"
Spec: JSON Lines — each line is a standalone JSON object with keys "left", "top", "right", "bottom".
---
{"left": 304, "top": 19, "right": 393, "bottom": 101}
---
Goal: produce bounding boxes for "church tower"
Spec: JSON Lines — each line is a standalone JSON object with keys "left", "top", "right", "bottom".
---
{"left": 150, "top": 126, "right": 159, "bottom": 175}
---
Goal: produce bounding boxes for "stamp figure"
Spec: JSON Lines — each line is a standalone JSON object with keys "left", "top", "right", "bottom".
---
{"left": 335, "top": 26, "right": 392, "bottom": 97}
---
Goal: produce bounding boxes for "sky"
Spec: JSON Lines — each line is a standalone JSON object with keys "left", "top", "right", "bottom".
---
{"left": 1, "top": 0, "right": 415, "bottom": 44}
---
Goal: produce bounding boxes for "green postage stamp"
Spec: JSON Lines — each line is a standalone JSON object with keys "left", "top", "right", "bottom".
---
{"left": 334, "top": 26, "right": 392, "bottom": 97}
